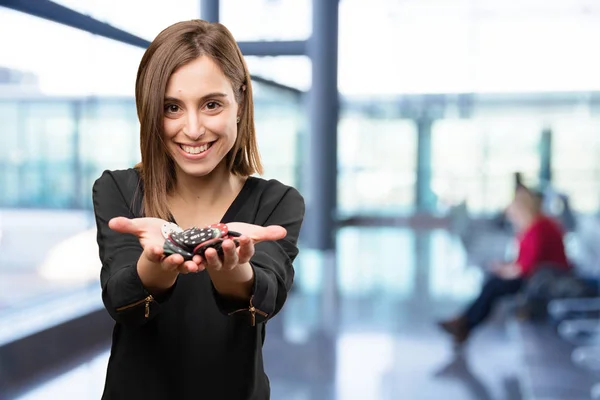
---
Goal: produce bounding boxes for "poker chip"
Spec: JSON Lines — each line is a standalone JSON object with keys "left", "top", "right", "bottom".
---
{"left": 161, "top": 222, "right": 183, "bottom": 239}
{"left": 162, "top": 223, "right": 241, "bottom": 261}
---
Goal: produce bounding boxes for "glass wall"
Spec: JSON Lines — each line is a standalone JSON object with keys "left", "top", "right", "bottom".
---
{"left": 338, "top": 93, "right": 600, "bottom": 219}
{"left": 337, "top": 112, "right": 418, "bottom": 217}
{"left": 429, "top": 99, "right": 600, "bottom": 216}
{"left": 551, "top": 116, "right": 600, "bottom": 213}
{"left": 0, "top": 99, "right": 139, "bottom": 210}
{"left": 221, "top": 0, "right": 311, "bottom": 41}
{"left": 0, "top": 7, "right": 144, "bottom": 97}
{"left": 0, "top": 87, "right": 302, "bottom": 211}
{"left": 431, "top": 116, "right": 542, "bottom": 214}
{"left": 337, "top": 0, "right": 600, "bottom": 96}
{"left": 332, "top": 0, "right": 600, "bottom": 220}
{"left": 53, "top": 0, "right": 201, "bottom": 42}
{"left": 252, "top": 82, "right": 304, "bottom": 189}
{"left": 0, "top": 7, "right": 145, "bottom": 329}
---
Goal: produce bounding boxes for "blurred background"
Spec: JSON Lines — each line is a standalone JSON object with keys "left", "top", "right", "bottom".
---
{"left": 1, "top": 0, "right": 600, "bottom": 399}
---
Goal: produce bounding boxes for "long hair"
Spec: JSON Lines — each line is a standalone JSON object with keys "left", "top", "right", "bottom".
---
{"left": 134, "top": 19, "right": 262, "bottom": 219}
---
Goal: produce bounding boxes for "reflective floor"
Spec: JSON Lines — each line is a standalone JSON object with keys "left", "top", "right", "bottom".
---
{"left": 10, "top": 227, "right": 552, "bottom": 399}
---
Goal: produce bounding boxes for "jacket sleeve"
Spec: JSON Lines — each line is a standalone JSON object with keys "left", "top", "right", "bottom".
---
{"left": 212, "top": 185, "right": 305, "bottom": 325}
{"left": 93, "top": 170, "right": 174, "bottom": 327}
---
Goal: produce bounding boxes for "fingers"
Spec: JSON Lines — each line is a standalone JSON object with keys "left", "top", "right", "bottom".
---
{"left": 178, "top": 260, "right": 203, "bottom": 274}
{"left": 247, "top": 225, "right": 287, "bottom": 242}
{"left": 161, "top": 255, "right": 203, "bottom": 274}
{"left": 204, "top": 248, "right": 223, "bottom": 271}
{"left": 144, "top": 245, "right": 203, "bottom": 274}
{"left": 144, "top": 245, "right": 166, "bottom": 264}
{"left": 108, "top": 217, "right": 139, "bottom": 235}
{"left": 221, "top": 239, "right": 239, "bottom": 270}
{"left": 201, "top": 238, "right": 255, "bottom": 275}
{"left": 203, "top": 239, "right": 239, "bottom": 271}
{"left": 162, "top": 253, "right": 183, "bottom": 268}
{"left": 237, "top": 236, "right": 254, "bottom": 264}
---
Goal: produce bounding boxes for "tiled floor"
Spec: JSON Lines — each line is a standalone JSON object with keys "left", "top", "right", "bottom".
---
{"left": 5, "top": 227, "right": 561, "bottom": 399}
{"left": 14, "top": 297, "right": 522, "bottom": 400}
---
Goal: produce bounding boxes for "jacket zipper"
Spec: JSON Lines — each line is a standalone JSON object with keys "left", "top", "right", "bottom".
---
{"left": 115, "top": 295, "right": 154, "bottom": 318}
{"left": 228, "top": 295, "right": 268, "bottom": 326}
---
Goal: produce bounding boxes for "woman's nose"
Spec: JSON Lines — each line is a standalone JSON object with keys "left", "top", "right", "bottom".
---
{"left": 183, "top": 114, "right": 205, "bottom": 140}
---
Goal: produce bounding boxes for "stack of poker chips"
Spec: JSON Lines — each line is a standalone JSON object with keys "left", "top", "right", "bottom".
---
{"left": 162, "top": 223, "right": 241, "bottom": 261}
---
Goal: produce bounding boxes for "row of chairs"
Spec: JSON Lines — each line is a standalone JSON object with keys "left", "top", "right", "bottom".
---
{"left": 548, "top": 215, "right": 600, "bottom": 399}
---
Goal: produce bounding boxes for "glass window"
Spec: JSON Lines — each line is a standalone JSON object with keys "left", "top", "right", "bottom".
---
{"left": 338, "top": 114, "right": 417, "bottom": 217}
{"left": 56, "top": 0, "right": 311, "bottom": 48}
{"left": 431, "top": 119, "right": 486, "bottom": 212}
{"left": 244, "top": 56, "right": 311, "bottom": 92}
{"left": 431, "top": 117, "right": 541, "bottom": 214}
{"left": 0, "top": 102, "right": 20, "bottom": 207}
{"left": 338, "top": 0, "right": 600, "bottom": 96}
{"left": 79, "top": 100, "right": 141, "bottom": 208}
{"left": 53, "top": 0, "right": 200, "bottom": 42}
{"left": 21, "top": 102, "right": 78, "bottom": 208}
{"left": 221, "top": 0, "right": 311, "bottom": 41}
{"left": 551, "top": 117, "right": 600, "bottom": 212}
{"left": 253, "top": 80, "right": 304, "bottom": 189}
{"left": 0, "top": 8, "right": 147, "bottom": 332}
{"left": 0, "top": 8, "right": 145, "bottom": 96}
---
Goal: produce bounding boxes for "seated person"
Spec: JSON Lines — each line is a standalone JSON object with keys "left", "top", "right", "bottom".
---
{"left": 438, "top": 186, "right": 570, "bottom": 345}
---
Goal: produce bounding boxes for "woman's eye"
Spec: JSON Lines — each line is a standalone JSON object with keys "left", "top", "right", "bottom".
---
{"left": 165, "top": 104, "right": 180, "bottom": 113}
{"left": 205, "top": 102, "right": 220, "bottom": 111}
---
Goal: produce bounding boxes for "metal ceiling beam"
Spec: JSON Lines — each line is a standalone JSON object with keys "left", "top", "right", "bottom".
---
{"left": 238, "top": 40, "right": 307, "bottom": 57}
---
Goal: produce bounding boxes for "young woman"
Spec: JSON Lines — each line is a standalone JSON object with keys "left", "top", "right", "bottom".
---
{"left": 92, "top": 20, "right": 304, "bottom": 399}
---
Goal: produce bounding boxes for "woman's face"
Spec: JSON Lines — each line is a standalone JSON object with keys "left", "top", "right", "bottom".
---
{"left": 506, "top": 191, "right": 537, "bottom": 230}
{"left": 506, "top": 200, "right": 525, "bottom": 228}
{"left": 162, "top": 55, "right": 239, "bottom": 178}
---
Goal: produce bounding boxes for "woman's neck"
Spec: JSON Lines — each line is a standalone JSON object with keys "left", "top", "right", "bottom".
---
{"left": 171, "top": 162, "right": 244, "bottom": 208}
{"left": 519, "top": 212, "right": 542, "bottom": 232}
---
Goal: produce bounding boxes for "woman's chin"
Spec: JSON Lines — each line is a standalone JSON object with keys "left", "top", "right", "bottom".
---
{"left": 174, "top": 161, "right": 225, "bottom": 179}
{"left": 178, "top": 166, "right": 213, "bottom": 178}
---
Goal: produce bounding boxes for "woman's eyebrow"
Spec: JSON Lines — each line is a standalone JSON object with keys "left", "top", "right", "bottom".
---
{"left": 164, "top": 92, "right": 228, "bottom": 102}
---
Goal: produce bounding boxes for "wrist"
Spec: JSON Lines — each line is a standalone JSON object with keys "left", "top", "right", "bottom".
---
{"left": 137, "top": 255, "right": 178, "bottom": 295}
{"left": 210, "top": 262, "right": 254, "bottom": 300}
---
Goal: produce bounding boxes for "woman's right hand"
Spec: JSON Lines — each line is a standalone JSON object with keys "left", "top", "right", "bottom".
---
{"left": 108, "top": 216, "right": 202, "bottom": 275}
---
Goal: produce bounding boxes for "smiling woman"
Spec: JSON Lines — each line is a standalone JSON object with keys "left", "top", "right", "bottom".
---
{"left": 133, "top": 20, "right": 262, "bottom": 221}
{"left": 92, "top": 19, "right": 305, "bottom": 400}
{"left": 162, "top": 56, "right": 241, "bottom": 177}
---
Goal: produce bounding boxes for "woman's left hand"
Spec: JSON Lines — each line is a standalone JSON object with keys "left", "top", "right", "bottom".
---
{"left": 201, "top": 223, "right": 286, "bottom": 273}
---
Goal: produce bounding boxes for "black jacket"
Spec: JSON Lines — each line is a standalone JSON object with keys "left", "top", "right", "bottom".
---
{"left": 92, "top": 168, "right": 305, "bottom": 399}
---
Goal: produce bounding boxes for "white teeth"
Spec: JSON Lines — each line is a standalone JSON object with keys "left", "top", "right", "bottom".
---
{"left": 181, "top": 143, "right": 210, "bottom": 154}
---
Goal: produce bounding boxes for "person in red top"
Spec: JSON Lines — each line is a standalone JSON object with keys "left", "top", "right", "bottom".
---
{"left": 438, "top": 186, "right": 570, "bottom": 345}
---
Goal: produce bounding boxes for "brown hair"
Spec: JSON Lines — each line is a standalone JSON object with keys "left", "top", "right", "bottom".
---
{"left": 134, "top": 19, "right": 263, "bottom": 219}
